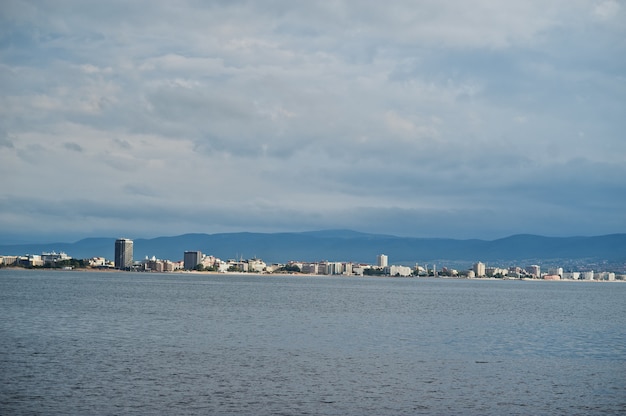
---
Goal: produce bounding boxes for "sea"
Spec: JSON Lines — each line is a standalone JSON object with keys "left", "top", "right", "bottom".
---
{"left": 1, "top": 269, "right": 624, "bottom": 415}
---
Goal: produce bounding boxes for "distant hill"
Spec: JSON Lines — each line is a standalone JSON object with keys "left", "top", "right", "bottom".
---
{"left": 1, "top": 230, "right": 625, "bottom": 267}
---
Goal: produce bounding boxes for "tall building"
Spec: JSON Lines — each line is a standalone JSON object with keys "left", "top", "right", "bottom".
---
{"left": 525, "top": 264, "right": 541, "bottom": 278}
{"left": 184, "top": 251, "right": 202, "bottom": 270}
{"left": 377, "top": 254, "right": 388, "bottom": 268}
{"left": 114, "top": 238, "right": 133, "bottom": 269}
{"left": 473, "top": 261, "right": 486, "bottom": 277}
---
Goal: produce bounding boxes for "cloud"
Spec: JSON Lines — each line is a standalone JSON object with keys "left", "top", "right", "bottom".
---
{"left": 593, "top": 0, "right": 621, "bottom": 20}
{"left": 63, "top": 142, "right": 83, "bottom": 152}
{"left": 0, "top": 1, "right": 624, "bottom": 242}
{"left": 0, "top": 127, "right": 13, "bottom": 148}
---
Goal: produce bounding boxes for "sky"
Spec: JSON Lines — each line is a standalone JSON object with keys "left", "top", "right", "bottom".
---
{"left": 1, "top": 0, "right": 625, "bottom": 243}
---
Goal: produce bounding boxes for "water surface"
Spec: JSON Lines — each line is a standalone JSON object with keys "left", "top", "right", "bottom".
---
{"left": 1, "top": 270, "right": 624, "bottom": 415}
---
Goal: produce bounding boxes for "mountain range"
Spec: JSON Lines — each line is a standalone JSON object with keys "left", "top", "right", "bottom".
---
{"left": 1, "top": 230, "right": 625, "bottom": 268}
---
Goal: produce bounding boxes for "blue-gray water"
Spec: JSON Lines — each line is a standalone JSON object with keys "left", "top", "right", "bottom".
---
{"left": 1, "top": 269, "right": 624, "bottom": 415}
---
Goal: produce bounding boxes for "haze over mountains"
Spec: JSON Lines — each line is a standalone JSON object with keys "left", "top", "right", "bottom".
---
{"left": 1, "top": 230, "right": 625, "bottom": 267}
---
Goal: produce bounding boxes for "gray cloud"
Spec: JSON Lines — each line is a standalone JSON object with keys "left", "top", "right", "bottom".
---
{"left": 0, "top": 134, "right": 13, "bottom": 148}
{"left": 63, "top": 142, "right": 83, "bottom": 152}
{"left": 0, "top": 1, "right": 624, "bottom": 242}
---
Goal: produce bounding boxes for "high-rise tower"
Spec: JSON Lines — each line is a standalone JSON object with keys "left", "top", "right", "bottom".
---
{"left": 377, "top": 254, "right": 388, "bottom": 268}
{"left": 114, "top": 238, "right": 133, "bottom": 269}
{"left": 184, "top": 251, "right": 202, "bottom": 270}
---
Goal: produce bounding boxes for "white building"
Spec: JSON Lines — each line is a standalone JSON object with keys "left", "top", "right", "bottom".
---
{"left": 377, "top": 254, "right": 388, "bottom": 268}
{"left": 41, "top": 251, "right": 71, "bottom": 265}
{"left": 562, "top": 272, "right": 580, "bottom": 280}
{"left": 385, "top": 265, "right": 412, "bottom": 277}
{"left": 326, "top": 262, "right": 343, "bottom": 275}
{"left": 596, "top": 272, "right": 615, "bottom": 281}
{"left": 0, "top": 256, "right": 18, "bottom": 266}
{"left": 473, "top": 262, "right": 486, "bottom": 277}
{"left": 581, "top": 271, "right": 594, "bottom": 280}
{"left": 548, "top": 267, "right": 563, "bottom": 277}
{"left": 352, "top": 266, "right": 365, "bottom": 276}
{"left": 88, "top": 257, "right": 108, "bottom": 267}
{"left": 248, "top": 258, "right": 267, "bottom": 273}
{"left": 201, "top": 255, "right": 218, "bottom": 268}
{"left": 302, "top": 263, "right": 319, "bottom": 274}
{"left": 486, "top": 267, "right": 507, "bottom": 277}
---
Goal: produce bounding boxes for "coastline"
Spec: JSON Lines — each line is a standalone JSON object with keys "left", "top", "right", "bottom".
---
{"left": 1, "top": 266, "right": 623, "bottom": 282}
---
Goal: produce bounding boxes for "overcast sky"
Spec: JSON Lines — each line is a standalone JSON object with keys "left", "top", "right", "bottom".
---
{"left": 1, "top": 0, "right": 625, "bottom": 243}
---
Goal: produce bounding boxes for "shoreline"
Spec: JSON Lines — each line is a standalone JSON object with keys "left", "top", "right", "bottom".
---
{"left": 1, "top": 266, "right": 623, "bottom": 282}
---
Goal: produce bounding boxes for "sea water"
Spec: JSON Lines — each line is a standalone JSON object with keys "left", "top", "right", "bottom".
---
{"left": 1, "top": 269, "right": 624, "bottom": 415}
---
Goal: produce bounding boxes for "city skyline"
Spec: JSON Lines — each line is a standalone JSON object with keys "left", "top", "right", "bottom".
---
{"left": 2, "top": 231, "right": 624, "bottom": 273}
{"left": 2, "top": 242, "right": 620, "bottom": 280}
{"left": 1, "top": 1, "right": 624, "bottom": 244}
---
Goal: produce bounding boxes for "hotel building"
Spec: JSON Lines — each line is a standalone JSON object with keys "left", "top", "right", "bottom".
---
{"left": 114, "top": 238, "right": 133, "bottom": 269}
{"left": 184, "top": 251, "right": 202, "bottom": 270}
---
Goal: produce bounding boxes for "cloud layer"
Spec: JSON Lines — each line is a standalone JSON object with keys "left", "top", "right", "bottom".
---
{"left": 1, "top": 0, "right": 625, "bottom": 242}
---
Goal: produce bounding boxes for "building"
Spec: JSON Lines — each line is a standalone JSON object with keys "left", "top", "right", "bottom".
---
{"left": 581, "top": 271, "right": 594, "bottom": 280}
{"left": 526, "top": 265, "right": 541, "bottom": 278}
{"left": 473, "top": 261, "right": 486, "bottom": 277}
{"left": 184, "top": 251, "right": 202, "bottom": 270}
{"left": 0, "top": 256, "right": 18, "bottom": 266}
{"left": 385, "top": 265, "right": 413, "bottom": 277}
{"left": 543, "top": 274, "right": 561, "bottom": 280}
{"left": 18, "top": 255, "right": 44, "bottom": 267}
{"left": 88, "top": 257, "right": 108, "bottom": 267}
{"left": 326, "top": 262, "right": 343, "bottom": 275}
{"left": 41, "top": 251, "right": 71, "bottom": 265}
{"left": 248, "top": 258, "right": 267, "bottom": 273}
{"left": 548, "top": 267, "right": 563, "bottom": 277}
{"left": 377, "top": 254, "right": 388, "bottom": 268}
{"left": 562, "top": 272, "right": 580, "bottom": 280}
{"left": 201, "top": 255, "right": 218, "bottom": 269}
{"left": 227, "top": 260, "right": 248, "bottom": 272}
{"left": 302, "top": 263, "right": 319, "bottom": 275}
{"left": 486, "top": 267, "right": 507, "bottom": 277}
{"left": 114, "top": 238, "right": 133, "bottom": 269}
{"left": 597, "top": 272, "right": 616, "bottom": 281}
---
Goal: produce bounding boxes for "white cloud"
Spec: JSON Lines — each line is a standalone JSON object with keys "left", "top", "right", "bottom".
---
{"left": 593, "top": 0, "right": 621, "bottom": 20}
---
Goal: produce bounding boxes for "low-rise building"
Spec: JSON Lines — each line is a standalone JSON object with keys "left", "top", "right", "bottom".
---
{"left": 201, "top": 255, "right": 218, "bottom": 269}
{"left": 562, "top": 272, "right": 580, "bottom": 280}
{"left": 0, "top": 256, "right": 18, "bottom": 266}
{"left": 248, "top": 258, "right": 267, "bottom": 273}
{"left": 385, "top": 265, "right": 412, "bottom": 277}
{"left": 548, "top": 267, "right": 563, "bottom": 277}
{"left": 543, "top": 274, "right": 561, "bottom": 280}
{"left": 302, "top": 263, "right": 319, "bottom": 274}
{"left": 227, "top": 260, "right": 248, "bottom": 272}
{"left": 486, "top": 267, "right": 508, "bottom": 277}
{"left": 41, "top": 251, "right": 72, "bottom": 265}
{"left": 18, "top": 255, "right": 44, "bottom": 267}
